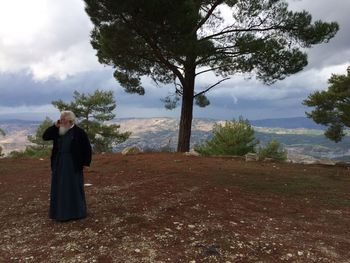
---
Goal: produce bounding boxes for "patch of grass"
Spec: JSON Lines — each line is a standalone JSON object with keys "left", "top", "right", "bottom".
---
{"left": 326, "top": 198, "right": 350, "bottom": 207}
{"left": 212, "top": 172, "right": 350, "bottom": 207}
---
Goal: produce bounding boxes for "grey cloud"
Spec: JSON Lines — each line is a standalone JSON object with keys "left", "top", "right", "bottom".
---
{"left": 288, "top": 0, "right": 350, "bottom": 69}
{"left": 0, "top": 69, "right": 177, "bottom": 110}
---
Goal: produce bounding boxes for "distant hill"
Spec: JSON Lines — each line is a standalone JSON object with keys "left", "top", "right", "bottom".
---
{"left": 250, "top": 117, "right": 325, "bottom": 130}
{"left": 1, "top": 117, "right": 349, "bottom": 161}
{"left": 0, "top": 116, "right": 323, "bottom": 129}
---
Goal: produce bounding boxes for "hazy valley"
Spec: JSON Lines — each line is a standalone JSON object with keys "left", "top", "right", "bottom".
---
{"left": 1, "top": 117, "right": 350, "bottom": 162}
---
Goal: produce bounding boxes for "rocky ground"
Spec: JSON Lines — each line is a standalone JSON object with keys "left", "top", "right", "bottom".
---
{"left": 1, "top": 153, "right": 350, "bottom": 262}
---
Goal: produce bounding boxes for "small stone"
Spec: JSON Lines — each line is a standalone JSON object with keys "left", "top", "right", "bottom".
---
{"left": 135, "top": 248, "right": 141, "bottom": 253}
{"left": 245, "top": 153, "right": 259, "bottom": 162}
{"left": 188, "top": 224, "right": 195, "bottom": 229}
{"left": 298, "top": 251, "right": 304, "bottom": 256}
{"left": 122, "top": 145, "right": 142, "bottom": 155}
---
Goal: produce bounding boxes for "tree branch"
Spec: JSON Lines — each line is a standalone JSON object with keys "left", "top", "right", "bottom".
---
{"left": 192, "top": 0, "right": 224, "bottom": 34}
{"left": 199, "top": 22, "right": 285, "bottom": 42}
{"left": 195, "top": 63, "right": 238, "bottom": 76}
{"left": 174, "top": 82, "right": 183, "bottom": 96}
{"left": 195, "top": 50, "right": 244, "bottom": 66}
{"left": 194, "top": 77, "right": 230, "bottom": 98}
{"left": 120, "top": 14, "right": 186, "bottom": 85}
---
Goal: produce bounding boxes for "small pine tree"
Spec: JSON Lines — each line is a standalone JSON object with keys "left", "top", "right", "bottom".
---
{"left": 24, "top": 117, "right": 53, "bottom": 157}
{"left": 195, "top": 117, "right": 258, "bottom": 156}
{"left": 258, "top": 140, "right": 287, "bottom": 161}
{"left": 52, "top": 89, "right": 131, "bottom": 152}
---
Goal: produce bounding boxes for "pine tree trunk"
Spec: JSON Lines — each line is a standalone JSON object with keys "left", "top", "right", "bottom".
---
{"left": 177, "top": 65, "right": 195, "bottom": 152}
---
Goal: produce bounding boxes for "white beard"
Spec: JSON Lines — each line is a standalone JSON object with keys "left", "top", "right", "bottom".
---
{"left": 59, "top": 126, "right": 69, "bottom": 136}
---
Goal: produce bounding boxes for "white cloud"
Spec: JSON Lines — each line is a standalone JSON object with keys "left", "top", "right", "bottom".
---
{"left": 0, "top": 0, "right": 101, "bottom": 80}
{"left": 30, "top": 41, "right": 101, "bottom": 80}
{"left": 0, "top": 0, "right": 48, "bottom": 45}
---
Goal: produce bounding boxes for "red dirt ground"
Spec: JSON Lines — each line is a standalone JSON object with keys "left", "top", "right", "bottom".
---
{"left": 1, "top": 153, "right": 350, "bottom": 262}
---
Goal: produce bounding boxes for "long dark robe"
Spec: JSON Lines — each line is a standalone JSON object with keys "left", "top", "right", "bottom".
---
{"left": 49, "top": 128, "right": 87, "bottom": 221}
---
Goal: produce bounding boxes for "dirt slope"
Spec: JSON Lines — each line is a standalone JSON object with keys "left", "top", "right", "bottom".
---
{"left": 1, "top": 153, "right": 350, "bottom": 262}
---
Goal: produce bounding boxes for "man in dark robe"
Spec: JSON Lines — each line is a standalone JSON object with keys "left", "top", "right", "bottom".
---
{"left": 43, "top": 111, "right": 92, "bottom": 222}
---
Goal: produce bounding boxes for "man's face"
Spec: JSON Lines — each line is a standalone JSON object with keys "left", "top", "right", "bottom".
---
{"left": 59, "top": 115, "right": 71, "bottom": 128}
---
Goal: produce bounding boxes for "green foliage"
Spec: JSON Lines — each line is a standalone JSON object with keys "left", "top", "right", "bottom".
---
{"left": 0, "top": 129, "right": 4, "bottom": 157}
{"left": 304, "top": 66, "right": 350, "bottom": 142}
{"left": 195, "top": 117, "right": 258, "bottom": 156}
{"left": 8, "top": 150, "right": 26, "bottom": 158}
{"left": 23, "top": 117, "right": 53, "bottom": 157}
{"left": 258, "top": 140, "right": 287, "bottom": 161}
{"left": 195, "top": 94, "right": 210, "bottom": 108}
{"left": 52, "top": 89, "right": 131, "bottom": 152}
{"left": 143, "top": 138, "right": 175, "bottom": 153}
{"left": 161, "top": 95, "right": 180, "bottom": 110}
{"left": 84, "top": 0, "right": 338, "bottom": 93}
{"left": 84, "top": 0, "right": 338, "bottom": 151}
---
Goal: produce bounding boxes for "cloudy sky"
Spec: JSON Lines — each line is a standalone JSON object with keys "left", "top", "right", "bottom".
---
{"left": 0, "top": 0, "right": 349, "bottom": 121}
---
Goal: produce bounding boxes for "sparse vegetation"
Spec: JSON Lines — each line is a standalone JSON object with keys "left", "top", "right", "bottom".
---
{"left": 7, "top": 150, "right": 26, "bottom": 158}
{"left": 258, "top": 140, "right": 288, "bottom": 161}
{"left": 0, "top": 128, "right": 5, "bottom": 157}
{"left": 142, "top": 138, "right": 175, "bottom": 153}
{"left": 0, "top": 145, "right": 4, "bottom": 157}
{"left": 195, "top": 117, "right": 258, "bottom": 156}
{"left": 4, "top": 117, "right": 53, "bottom": 158}
{"left": 1, "top": 153, "right": 350, "bottom": 262}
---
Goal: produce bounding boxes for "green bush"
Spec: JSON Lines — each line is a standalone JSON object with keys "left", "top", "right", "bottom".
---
{"left": 8, "top": 151, "right": 26, "bottom": 158}
{"left": 194, "top": 117, "right": 258, "bottom": 156}
{"left": 258, "top": 140, "right": 287, "bottom": 161}
{"left": 8, "top": 148, "right": 50, "bottom": 158}
{"left": 23, "top": 117, "right": 53, "bottom": 157}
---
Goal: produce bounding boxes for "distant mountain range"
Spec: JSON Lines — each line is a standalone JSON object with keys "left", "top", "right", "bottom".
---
{"left": 0, "top": 116, "right": 324, "bottom": 130}
{"left": 1, "top": 117, "right": 349, "bottom": 161}
{"left": 250, "top": 117, "right": 325, "bottom": 130}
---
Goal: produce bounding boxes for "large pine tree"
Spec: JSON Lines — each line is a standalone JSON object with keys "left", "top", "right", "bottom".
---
{"left": 84, "top": 0, "right": 339, "bottom": 152}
